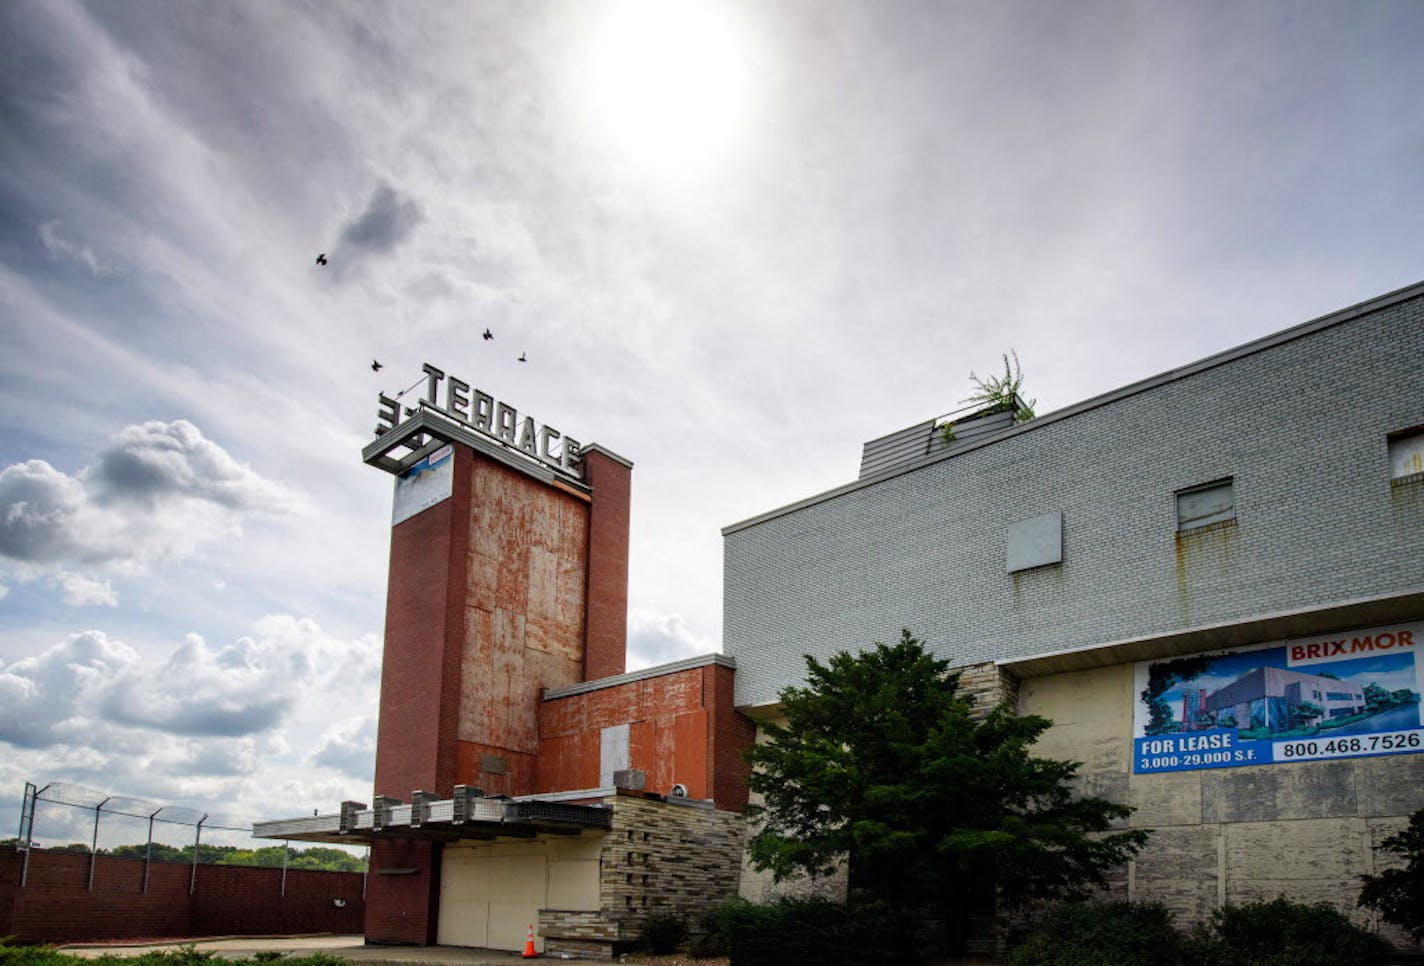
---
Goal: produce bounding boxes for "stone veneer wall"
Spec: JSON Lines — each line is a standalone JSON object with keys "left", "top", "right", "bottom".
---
{"left": 957, "top": 661, "right": 1019, "bottom": 715}
{"left": 540, "top": 792, "right": 746, "bottom": 959}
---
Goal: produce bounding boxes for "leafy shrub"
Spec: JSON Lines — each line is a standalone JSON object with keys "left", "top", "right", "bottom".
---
{"left": 1192, "top": 898, "right": 1389, "bottom": 966}
{"left": 723, "top": 897, "right": 918, "bottom": 966}
{"left": 1010, "top": 898, "right": 1390, "bottom": 966}
{"left": 1008, "top": 901, "right": 1188, "bottom": 966}
{"left": 1358, "top": 806, "right": 1424, "bottom": 941}
{"left": 0, "top": 945, "right": 76, "bottom": 966}
{"left": 687, "top": 899, "right": 744, "bottom": 958}
{"left": 641, "top": 909, "right": 689, "bottom": 954}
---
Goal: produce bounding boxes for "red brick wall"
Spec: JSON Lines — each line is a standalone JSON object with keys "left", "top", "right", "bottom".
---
{"left": 536, "top": 663, "right": 754, "bottom": 810}
{"left": 0, "top": 848, "right": 363, "bottom": 944}
{"left": 363, "top": 840, "right": 440, "bottom": 946}
{"left": 582, "top": 449, "right": 631, "bottom": 682}
{"left": 707, "top": 664, "right": 755, "bottom": 810}
{"left": 373, "top": 444, "right": 473, "bottom": 802}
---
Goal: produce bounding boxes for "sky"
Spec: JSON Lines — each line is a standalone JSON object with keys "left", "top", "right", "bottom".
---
{"left": 3, "top": 0, "right": 1424, "bottom": 844}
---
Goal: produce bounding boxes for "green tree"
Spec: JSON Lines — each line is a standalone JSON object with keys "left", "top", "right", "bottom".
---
{"left": 288, "top": 847, "right": 366, "bottom": 872}
{"left": 1363, "top": 682, "right": 1391, "bottom": 711}
{"left": 1359, "top": 806, "right": 1424, "bottom": 941}
{"left": 107, "top": 843, "right": 187, "bottom": 863}
{"left": 47, "top": 842, "right": 92, "bottom": 854}
{"left": 1292, "top": 701, "right": 1325, "bottom": 726}
{"left": 746, "top": 630, "right": 1148, "bottom": 952}
{"left": 1139, "top": 654, "right": 1221, "bottom": 736}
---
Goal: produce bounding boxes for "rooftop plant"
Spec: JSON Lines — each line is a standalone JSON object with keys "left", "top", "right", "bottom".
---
{"left": 940, "top": 350, "right": 1037, "bottom": 444}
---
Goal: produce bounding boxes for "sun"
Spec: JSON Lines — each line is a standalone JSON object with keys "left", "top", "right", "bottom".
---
{"left": 586, "top": 0, "right": 746, "bottom": 175}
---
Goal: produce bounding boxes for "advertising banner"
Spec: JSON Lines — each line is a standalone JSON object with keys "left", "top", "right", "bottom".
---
{"left": 392, "top": 444, "right": 454, "bottom": 526}
{"left": 1132, "top": 622, "right": 1423, "bottom": 774}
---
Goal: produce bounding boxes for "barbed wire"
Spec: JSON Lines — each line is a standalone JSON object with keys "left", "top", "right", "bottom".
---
{"left": 33, "top": 782, "right": 257, "bottom": 833}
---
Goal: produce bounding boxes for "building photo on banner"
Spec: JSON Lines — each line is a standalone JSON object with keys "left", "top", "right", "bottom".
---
{"left": 1134, "top": 623, "right": 1423, "bottom": 773}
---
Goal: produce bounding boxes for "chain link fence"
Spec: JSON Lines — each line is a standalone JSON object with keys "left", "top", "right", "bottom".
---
{"left": 13, "top": 781, "right": 366, "bottom": 894}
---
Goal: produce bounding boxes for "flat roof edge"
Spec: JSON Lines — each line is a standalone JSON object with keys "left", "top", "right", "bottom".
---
{"left": 997, "top": 588, "right": 1424, "bottom": 678}
{"left": 723, "top": 278, "right": 1424, "bottom": 535}
{"left": 543, "top": 652, "right": 735, "bottom": 700}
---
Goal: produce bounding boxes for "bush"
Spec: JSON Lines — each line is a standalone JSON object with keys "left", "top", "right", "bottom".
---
{"left": 1359, "top": 806, "right": 1424, "bottom": 941}
{"left": 1193, "top": 898, "right": 1389, "bottom": 966}
{"left": 0, "top": 945, "right": 75, "bottom": 966}
{"left": 1009, "top": 898, "right": 1390, "bottom": 966}
{"left": 687, "top": 899, "right": 744, "bottom": 958}
{"left": 641, "top": 909, "right": 689, "bottom": 954}
{"left": 723, "top": 897, "right": 918, "bottom": 966}
{"left": 1008, "top": 901, "right": 1188, "bottom": 966}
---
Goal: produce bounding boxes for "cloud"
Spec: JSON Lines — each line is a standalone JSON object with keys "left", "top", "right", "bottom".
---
{"left": 0, "top": 618, "right": 380, "bottom": 752}
{"left": 88, "top": 420, "right": 288, "bottom": 511}
{"left": 54, "top": 572, "right": 117, "bottom": 607}
{"left": 0, "top": 630, "right": 142, "bottom": 748}
{"left": 338, "top": 182, "right": 423, "bottom": 256}
{"left": 308, "top": 716, "right": 377, "bottom": 779}
{"left": 626, "top": 609, "right": 713, "bottom": 670}
{"left": 37, "top": 220, "right": 110, "bottom": 276}
{"left": 0, "top": 420, "right": 295, "bottom": 600}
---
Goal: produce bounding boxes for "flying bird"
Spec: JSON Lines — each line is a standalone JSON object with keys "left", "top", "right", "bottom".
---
{"left": 315, "top": 253, "right": 328, "bottom": 266}
{"left": 518, "top": 352, "right": 527, "bottom": 363}
{"left": 371, "top": 359, "right": 383, "bottom": 372}
{"left": 483, "top": 328, "right": 493, "bottom": 341}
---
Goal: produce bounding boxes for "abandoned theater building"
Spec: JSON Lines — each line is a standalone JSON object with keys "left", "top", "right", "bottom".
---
{"left": 258, "top": 281, "right": 1424, "bottom": 954}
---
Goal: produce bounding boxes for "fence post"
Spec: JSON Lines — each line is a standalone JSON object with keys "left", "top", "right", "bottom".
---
{"left": 281, "top": 840, "right": 289, "bottom": 897}
{"left": 189, "top": 814, "right": 207, "bottom": 896}
{"left": 88, "top": 797, "right": 111, "bottom": 891}
{"left": 18, "top": 782, "right": 39, "bottom": 888}
{"left": 143, "top": 806, "right": 163, "bottom": 894}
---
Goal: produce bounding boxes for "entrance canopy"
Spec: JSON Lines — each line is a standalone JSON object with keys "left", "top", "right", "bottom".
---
{"left": 253, "top": 787, "right": 611, "bottom": 846}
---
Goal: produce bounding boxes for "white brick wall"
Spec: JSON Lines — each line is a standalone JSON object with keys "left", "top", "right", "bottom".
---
{"left": 724, "top": 287, "right": 1424, "bottom": 708}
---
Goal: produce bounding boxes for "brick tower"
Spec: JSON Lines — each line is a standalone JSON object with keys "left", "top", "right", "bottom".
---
{"left": 359, "top": 365, "right": 631, "bottom": 943}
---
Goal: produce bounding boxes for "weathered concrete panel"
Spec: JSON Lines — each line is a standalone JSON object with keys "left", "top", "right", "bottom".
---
{"left": 1222, "top": 818, "right": 1369, "bottom": 886}
{"left": 1130, "top": 825, "right": 1220, "bottom": 924}
{"left": 1201, "top": 760, "right": 1358, "bottom": 823}
{"left": 1354, "top": 753, "right": 1424, "bottom": 816}
{"left": 1128, "top": 771, "right": 1203, "bottom": 827}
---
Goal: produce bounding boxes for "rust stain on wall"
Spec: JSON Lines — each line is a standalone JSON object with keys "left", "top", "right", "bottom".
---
{"left": 1174, "top": 521, "right": 1239, "bottom": 614}
{"left": 456, "top": 455, "right": 589, "bottom": 788}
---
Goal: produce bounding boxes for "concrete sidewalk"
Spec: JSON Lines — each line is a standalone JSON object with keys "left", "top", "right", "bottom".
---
{"left": 59, "top": 936, "right": 532, "bottom": 964}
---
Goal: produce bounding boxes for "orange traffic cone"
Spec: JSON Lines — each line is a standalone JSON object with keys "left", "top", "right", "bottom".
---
{"left": 522, "top": 923, "right": 538, "bottom": 959}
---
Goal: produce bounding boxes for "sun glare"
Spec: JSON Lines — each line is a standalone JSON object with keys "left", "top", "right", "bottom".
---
{"left": 587, "top": 0, "right": 746, "bottom": 175}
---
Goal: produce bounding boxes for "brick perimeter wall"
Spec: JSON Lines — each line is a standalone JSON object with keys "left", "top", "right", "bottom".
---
{"left": 0, "top": 848, "right": 364, "bottom": 944}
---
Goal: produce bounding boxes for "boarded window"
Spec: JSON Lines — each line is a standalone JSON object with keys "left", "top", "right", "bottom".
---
{"left": 1177, "top": 479, "right": 1234, "bottom": 531}
{"left": 599, "top": 723, "right": 630, "bottom": 787}
{"left": 1389, "top": 428, "right": 1424, "bottom": 480}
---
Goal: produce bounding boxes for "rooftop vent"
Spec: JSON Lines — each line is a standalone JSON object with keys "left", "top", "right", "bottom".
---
{"left": 858, "top": 395, "right": 1028, "bottom": 480}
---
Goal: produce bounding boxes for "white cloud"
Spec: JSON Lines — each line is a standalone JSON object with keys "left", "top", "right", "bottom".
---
{"left": 54, "top": 571, "right": 118, "bottom": 607}
{"left": 0, "top": 630, "right": 142, "bottom": 748}
{"left": 38, "top": 219, "right": 111, "bottom": 276}
{"left": 308, "top": 716, "right": 377, "bottom": 779}
{"left": 0, "top": 618, "right": 379, "bottom": 749}
{"left": 626, "top": 608, "right": 714, "bottom": 671}
{"left": 0, "top": 420, "right": 297, "bottom": 600}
